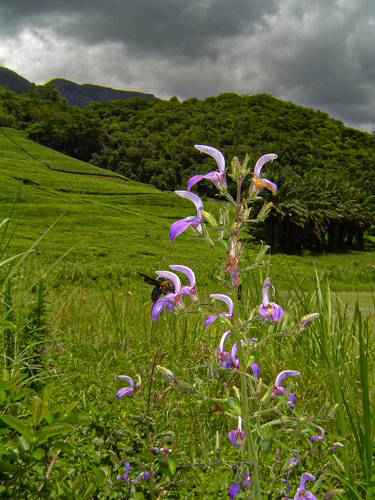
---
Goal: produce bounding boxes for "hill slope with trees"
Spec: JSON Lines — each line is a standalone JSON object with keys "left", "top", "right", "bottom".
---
{"left": 1, "top": 82, "right": 374, "bottom": 253}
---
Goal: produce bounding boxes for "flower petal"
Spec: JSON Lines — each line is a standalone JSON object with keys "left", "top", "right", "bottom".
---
{"left": 194, "top": 145, "right": 226, "bottom": 173}
{"left": 229, "top": 482, "right": 241, "bottom": 499}
{"left": 175, "top": 190, "right": 204, "bottom": 211}
{"left": 310, "top": 425, "right": 325, "bottom": 441}
{"left": 204, "top": 314, "right": 218, "bottom": 327}
{"left": 254, "top": 153, "right": 278, "bottom": 177}
{"left": 151, "top": 294, "right": 176, "bottom": 321}
{"left": 155, "top": 271, "right": 181, "bottom": 295}
{"left": 210, "top": 293, "right": 234, "bottom": 316}
{"left": 169, "top": 216, "right": 201, "bottom": 242}
{"left": 187, "top": 172, "right": 222, "bottom": 191}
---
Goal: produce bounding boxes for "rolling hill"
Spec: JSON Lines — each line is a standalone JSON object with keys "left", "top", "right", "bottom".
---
{"left": 0, "top": 127, "right": 222, "bottom": 287}
{"left": 0, "top": 66, "right": 157, "bottom": 106}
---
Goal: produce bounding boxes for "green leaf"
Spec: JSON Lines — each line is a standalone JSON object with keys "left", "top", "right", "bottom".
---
{"left": 17, "top": 435, "right": 30, "bottom": 453}
{"left": 56, "top": 481, "right": 71, "bottom": 496}
{"left": 167, "top": 454, "right": 177, "bottom": 476}
{"left": 0, "top": 369, "right": 10, "bottom": 382}
{"left": 72, "top": 476, "right": 86, "bottom": 492}
{"left": 0, "top": 414, "right": 34, "bottom": 441}
{"left": 63, "top": 400, "right": 80, "bottom": 414}
{"left": 1, "top": 372, "right": 27, "bottom": 390}
{"left": 0, "top": 319, "right": 16, "bottom": 330}
{"left": 0, "top": 461, "right": 20, "bottom": 473}
{"left": 32, "top": 448, "right": 46, "bottom": 460}
{"left": 35, "top": 423, "right": 74, "bottom": 443}
{"left": 0, "top": 389, "right": 6, "bottom": 402}
{"left": 32, "top": 395, "right": 43, "bottom": 425}
{"left": 92, "top": 467, "right": 106, "bottom": 486}
{"left": 40, "top": 383, "right": 54, "bottom": 403}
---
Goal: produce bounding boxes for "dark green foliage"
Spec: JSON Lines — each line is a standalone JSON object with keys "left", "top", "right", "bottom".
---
{"left": 1, "top": 84, "right": 375, "bottom": 253}
{"left": 250, "top": 171, "right": 375, "bottom": 253}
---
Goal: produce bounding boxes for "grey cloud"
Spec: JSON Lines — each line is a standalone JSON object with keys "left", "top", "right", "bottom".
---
{"left": 1, "top": 0, "right": 278, "bottom": 59}
{"left": 0, "top": 0, "right": 374, "bottom": 131}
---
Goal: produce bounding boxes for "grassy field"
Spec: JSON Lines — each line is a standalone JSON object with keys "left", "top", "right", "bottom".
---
{"left": 1, "top": 128, "right": 375, "bottom": 498}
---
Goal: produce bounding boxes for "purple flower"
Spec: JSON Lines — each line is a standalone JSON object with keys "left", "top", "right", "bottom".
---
{"left": 229, "top": 482, "right": 241, "bottom": 499}
{"left": 169, "top": 264, "right": 197, "bottom": 300}
{"left": 228, "top": 416, "right": 245, "bottom": 447}
{"left": 117, "top": 460, "right": 130, "bottom": 481}
{"left": 204, "top": 294, "right": 233, "bottom": 327}
{"left": 117, "top": 460, "right": 154, "bottom": 483}
{"left": 187, "top": 145, "right": 227, "bottom": 191}
{"left": 277, "top": 478, "right": 291, "bottom": 494}
{"left": 272, "top": 370, "right": 300, "bottom": 409}
{"left": 252, "top": 153, "right": 278, "bottom": 194}
{"left": 228, "top": 470, "right": 251, "bottom": 498}
{"left": 288, "top": 449, "right": 300, "bottom": 468}
{"left": 215, "top": 330, "right": 232, "bottom": 368}
{"left": 151, "top": 271, "right": 182, "bottom": 321}
{"left": 169, "top": 191, "right": 204, "bottom": 242}
{"left": 310, "top": 425, "right": 325, "bottom": 442}
{"left": 116, "top": 376, "right": 134, "bottom": 398}
{"left": 294, "top": 473, "right": 317, "bottom": 500}
{"left": 258, "top": 277, "right": 284, "bottom": 322}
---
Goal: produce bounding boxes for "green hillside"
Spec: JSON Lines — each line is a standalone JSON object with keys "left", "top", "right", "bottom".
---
{"left": 0, "top": 127, "right": 222, "bottom": 285}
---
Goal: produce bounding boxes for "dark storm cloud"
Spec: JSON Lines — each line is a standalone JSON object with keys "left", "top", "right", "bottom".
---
{"left": 0, "top": 0, "right": 277, "bottom": 59}
{"left": 0, "top": 0, "right": 374, "bottom": 131}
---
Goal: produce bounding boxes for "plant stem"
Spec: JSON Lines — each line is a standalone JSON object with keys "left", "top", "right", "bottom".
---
{"left": 232, "top": 180, "right": 262, "bottom": 499}
{"left": 145, "top": 353, "right": 158, "bottom": 500}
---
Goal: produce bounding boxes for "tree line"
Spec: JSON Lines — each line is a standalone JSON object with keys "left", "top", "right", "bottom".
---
{"left": 1, "top": 83, "right": 374, "bottom": 253}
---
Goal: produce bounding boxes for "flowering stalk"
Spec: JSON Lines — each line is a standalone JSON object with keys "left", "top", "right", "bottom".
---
{"left": 230, "top": 171, "right": 263, "bottom": 500}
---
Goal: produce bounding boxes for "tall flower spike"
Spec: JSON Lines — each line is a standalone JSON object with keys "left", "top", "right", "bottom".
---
{"left": 116, "top": 376, "right": 134, "bottom": 398}
{"left": 187, "top": 145, "right": 227, "bottom": 191}
{"left": 252, "top": 153, "right": 278, "bottom": 194}
{"left": 169, "top": 191, "right": 204, "bottom": 242}
{"left": 204, "top": 293, "right": 234, "bottom": 327}
{"left": 294, "top": 473, "right": 317, "bottom": 500}
{"left": 259, "top": 277, "right": 284, "bottom": 322}
{"left": 169, "top": 264, "right": 197, "bottom": 300}
{"left": 151, "top": 271, "right": 182, "bottom": 321}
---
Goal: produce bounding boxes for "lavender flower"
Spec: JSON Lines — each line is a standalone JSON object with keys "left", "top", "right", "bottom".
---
{"left": 215, "top": 330, "right": 232, "bottom": 368}
{"left": 169, "top": 191, "right": 204, "bottom": 242}
{"left": 204, "top": 293, "right": 233, "bottom": 327}
{"left": 117, "top": 460, "right": 154, "bottom": 483}
{"left": 187, "top": 145, "right": 226, "bottom": 191}
{"left": 252, "top": 153, "right": 278, "bottom": 194}
{"left": 229, "top": 341, "right": 259, "bottom": 376}
{"left": 287, "top": 449, "right": 300, "bottom": 468}
{"left": 258, "top": 277, "right": 284, "bottom": 322}
{"left": 228, "top": 470, "right": 251, "bottom": 498}
{"left": 228, "top": 416, "right": 245, "bottom": 447}
{"left": 293, "top": 473, "right": 317, "bottom": 500}
{"left": 151, "top": 271, "right": 182, "bottom": 321}
{"left": 310, "top": 425, "right": 325, "bottom": 442}
{"left": 169, "top": 264, "right": 197, "bottom": 300}
{"left": 272, "top": 370, "right": 300, "bottom": 409}
{"left": 295, "top": 313, "right": 320, "bottom": 332}
{"left": 116, "top": 376, "right": 134, "bottom": 398}
{"left": 277, "top": 478, "right": 291, "bottom": 495}
{"left": 229, "top": 482, "right": 241, "bottom": 499}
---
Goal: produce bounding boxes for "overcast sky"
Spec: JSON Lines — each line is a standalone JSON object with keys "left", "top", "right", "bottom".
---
{"left": 0, "top": 0, "right": 374, "bottom": 132}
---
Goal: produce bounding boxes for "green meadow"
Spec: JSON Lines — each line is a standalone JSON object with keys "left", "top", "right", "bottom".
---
{"left": 1, "top": 127, "right": 374, "bottom": 498}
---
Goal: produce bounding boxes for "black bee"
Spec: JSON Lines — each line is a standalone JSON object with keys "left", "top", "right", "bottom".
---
{"left": 138, "top": 273, "right": 175, "bottom": 302}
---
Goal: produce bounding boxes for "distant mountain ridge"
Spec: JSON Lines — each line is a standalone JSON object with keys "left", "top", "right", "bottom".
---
{"left": 0, "top": 66, "right": 157, "bottom": 106}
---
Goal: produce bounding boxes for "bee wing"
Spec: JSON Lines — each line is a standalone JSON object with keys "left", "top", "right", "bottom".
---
{"left": 138, "top": 273, "right": 160, "bottom": 287}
